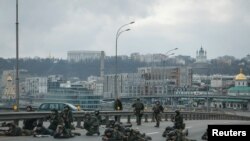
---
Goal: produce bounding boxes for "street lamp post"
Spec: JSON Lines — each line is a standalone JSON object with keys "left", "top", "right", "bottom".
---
{"left": 162, "top": 48, "right": 178, "bottom": 107}
{"left": 192, "top": 67, "right": 210, "bottom": 112}
{"left": 15, "top": 0, "right": 20, "bottom": 112}
{"left": 114, "top": 21, "right": 134, "bottom": 99}
{"left": 206, "top": 68, "right": 210, "bottom": 112}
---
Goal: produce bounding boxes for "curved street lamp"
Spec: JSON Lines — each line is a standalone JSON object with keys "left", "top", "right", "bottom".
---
{"left": 166, "top": 48, "right": 178, "bottom": 56}
{"left": 163, "top": 48, "right": 177, "bottom": 108}
{"left": 114, "top": 22, "right": 134, "bottom": 98}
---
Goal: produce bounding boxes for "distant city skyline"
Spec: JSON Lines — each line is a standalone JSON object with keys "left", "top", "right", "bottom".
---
{"left": 1, "top": 0, "right": 250, "bottom": 59}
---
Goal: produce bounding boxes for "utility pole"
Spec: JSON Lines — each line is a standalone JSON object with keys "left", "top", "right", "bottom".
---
{"left": 15, "top": 0, "right": 20, "bottom": 112}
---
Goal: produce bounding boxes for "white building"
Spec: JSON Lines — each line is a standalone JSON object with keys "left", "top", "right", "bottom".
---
{"left": 196, "top": 47, "right": 207, "bottom": 63}
{"left": 210, "top": 75, "right": 234, "bottom": 88}
{"left": 67, "top": 50, "right": 105, "bottom": 62}
{"left": 25, "top": 77, "right": 48, "bottom": 95}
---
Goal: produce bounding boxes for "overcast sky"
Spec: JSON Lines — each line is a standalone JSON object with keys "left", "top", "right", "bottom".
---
{"left": 0, "top": 0, "right": 250, "bottom": 59}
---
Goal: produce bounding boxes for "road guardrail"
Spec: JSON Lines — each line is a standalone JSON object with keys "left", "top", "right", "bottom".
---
{"left": 1, "top": 111, "right": 250, "bottom": 128}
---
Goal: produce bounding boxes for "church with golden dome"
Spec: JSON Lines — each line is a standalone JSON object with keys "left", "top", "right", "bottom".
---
{"left": 220, "top": 68, "right": 250, "bottom": 110}
{"left": 228, "top": 68, "right": 250, "bottom": 96}
{"left": 234, "top": 68, "right": 247, "bottom": 85}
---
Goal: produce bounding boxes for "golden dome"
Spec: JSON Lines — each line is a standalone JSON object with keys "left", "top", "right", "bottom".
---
{"left": 235, "top": 68, "right": 247, "bottom": 81}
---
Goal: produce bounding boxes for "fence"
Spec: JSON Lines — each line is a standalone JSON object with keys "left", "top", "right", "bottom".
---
{"left": 0, "top": 111, "right": 250, "bottom": 127}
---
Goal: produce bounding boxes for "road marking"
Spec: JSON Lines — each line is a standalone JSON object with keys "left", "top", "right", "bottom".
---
{"left": 146, "top": 132, "right": 159, "bottom": 135}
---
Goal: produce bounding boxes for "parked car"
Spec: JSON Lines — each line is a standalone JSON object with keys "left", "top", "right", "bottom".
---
{"left": 37, "top": 102, "right": 78, "bottom": 111}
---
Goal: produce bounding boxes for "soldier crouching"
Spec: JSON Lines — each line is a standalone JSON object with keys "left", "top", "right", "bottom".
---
{"left": 0, "top": 122, "right": 22, "bottom": 136}
{"left": 83, "top": 113, "right": 100, "bottom": 136}
{"left": 102, "top": 128, "right": 123, "bottom": 141}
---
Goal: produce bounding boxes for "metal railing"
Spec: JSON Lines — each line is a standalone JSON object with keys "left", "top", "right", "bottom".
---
{"left": 1, "top": 111, "right": 250, "bottom": 128}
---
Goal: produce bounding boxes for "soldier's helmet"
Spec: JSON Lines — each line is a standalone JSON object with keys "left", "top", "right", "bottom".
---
{"left": 155, "top": 101, "right": 160, "bottom": 104}
{"left": 51, "top": 109, "right": 58, "bottom": 114}
{"left": 168, "top": 130, "right": 177, "bottom": 137}
{"left": 104, "top": 128, "right": 113, "bottom": 136}
{"left": 26, "top": 105, "right": 32, "bottom": 111}
{"left": 136, "top": 98, "right": 140, "bottom": 101}
{"left": 64, "top": 105, "right": 70, "bottom": 110}
{"left": 125, "top": 127, "right": 131, "bottom": 133}
{"left": 94, "top": 110, "right": 99, "bottom": 115}
{"left": 175, "top": 110, "right": 180, "bottom": 114}
{"left": 6, "top": 122, "right": 14, "bottom": 127}
{"left": 37, "top": 122, "right": 43, "bottom": 127}
{"left": 114, "top": 122, "right": 120, "bottom": 129}
{"left": 57, "top": 125, "right": 63, "bottom": 129}
{"left": 85, "top": 113, "right": 91, "bottom": 118}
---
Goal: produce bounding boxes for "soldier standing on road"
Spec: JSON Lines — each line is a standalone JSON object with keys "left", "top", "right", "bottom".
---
{"left": 48, "top": 109, "right": 60, "bottom": 131}
{"left": 152, "top": 101, "right": 164, "bottom": 127}
{"left": 94, "top": 110, "right": 103, "bottom": 125}
{"left": 62, "top": 106, "right": 73, "bottom": 130}
{"left": 132, "top": 98, "right": 144, "bottom": 125}
{"left": 114, "top": 97, "right": 123, "bottom": 122}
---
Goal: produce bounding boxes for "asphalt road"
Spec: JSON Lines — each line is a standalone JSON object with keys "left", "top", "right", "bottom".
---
{"left": 0, "top": 120, "right": 250, "bottom": 141}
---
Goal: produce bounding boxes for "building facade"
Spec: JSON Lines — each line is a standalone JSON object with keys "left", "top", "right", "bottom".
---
{"left": 103, "top": 66, "right": 192, "bottom": 98}
{"left": 196, "top": 47, "right": 207, "bottom": 63}
{"left": 228, "top": 69, "right": 250, "bottom": 96}
{"left": 2, "top": 74, "right": 16, "bottom": 99}
{"left": 67, "top": 50, "right": 105, "bottom": 62}
{"left": 25, "top": 77, "right": 48, "bottom": 95}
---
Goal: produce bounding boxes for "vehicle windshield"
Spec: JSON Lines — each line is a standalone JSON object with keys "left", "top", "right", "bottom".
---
{"left": 66, "top": 103, "right": 78, "bottom": 111}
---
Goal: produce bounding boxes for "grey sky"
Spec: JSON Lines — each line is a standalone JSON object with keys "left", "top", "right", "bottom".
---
{"left": 0, "top": 0, "right": 250, "bottom": 59}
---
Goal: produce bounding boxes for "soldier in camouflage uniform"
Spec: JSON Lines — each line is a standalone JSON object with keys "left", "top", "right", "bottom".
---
{"left": 33, "top": 120, "right": 53, "bottom": 137}
{"left": 152, "top": 101, "right": 164, "bottom": 127}
{"left": 83, "top": 113, "right": 100, "bottom": 136}
{"left": 124, "top": 128, "right": 140, "bottom": 141}
{"left": 48, "top": 109, "right": 60, "bottom": 131}
{"left": 173, "top": 110, "right": 183, "bottom": 130}
{"left": 53, "top": 124, "right": 72, "bottom": 138}
{"left": 94, "top": 110, "right": 103, "bottom": 125}
{"left": 124, "top": 128, "right": 150, "bottom": 141}
{"left": 62, "top": 106, "right": 73, "bottom": 130}
{"left": 166, "top": 129, "right": 196, "bottom": 141}
{"left": 102, "top": 128, "right": 123, "bottom": 141}
{"left": 23, "top": 106, "right": 37, "bottom": 130}
{"left": 53, "top": 114, "right": 76, "bottom": 138}
{"left": 114, "top": 122, "right": 125, "bottom": 133}
{"left": 0, "top": 122, "right": 22, "bottom": 136}
{"left": 132, "top": 98, "right": 144, "bottom": 125}
{"left": 201, "top": 128, "right": 208, "bottom": 140}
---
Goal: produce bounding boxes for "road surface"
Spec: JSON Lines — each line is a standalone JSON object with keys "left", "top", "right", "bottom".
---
{"left": 0, "top": 120, "right": 250, "bottom": 141}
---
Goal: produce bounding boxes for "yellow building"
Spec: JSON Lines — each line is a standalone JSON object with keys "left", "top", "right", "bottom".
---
{"left": 2, "top": 74, "right": 16, "bottom": 99}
